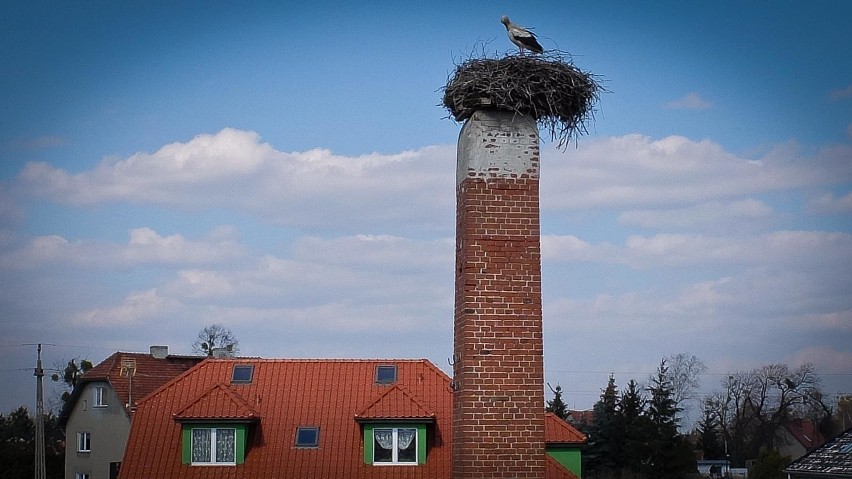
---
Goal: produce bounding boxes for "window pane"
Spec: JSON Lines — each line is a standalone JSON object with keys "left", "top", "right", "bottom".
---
{"left": 374, "top": 429, "right": 393, "bottom": 462}
{"left": 215, "top": 428, "right": 236, "bottom": 463}
{"left": 296, "top": 427, "right": 319, "bottom": 447}
{"left": 191, "top": 429, "right": 211, "bottom": 463}
{"left": 397, "top": 429, "right": 417, "bottom": 463}
{"left": 231, "top": 365, "right": 254, "bottom": 384}
{"left": 375, "top": 365, "right": 397, "bottom": 384}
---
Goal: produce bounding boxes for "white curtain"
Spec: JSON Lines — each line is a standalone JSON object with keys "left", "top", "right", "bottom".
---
{"left": 191, "top": 429, "right": 211, "bottom": 462}
{"left": 397, "top": 429, "right": 416, "bottom": 450}
{"left": 216, "top": 428, "right": 235, "bottom": 462}
{"left": 374, "top": 429, "right": 393, "bottom": 450}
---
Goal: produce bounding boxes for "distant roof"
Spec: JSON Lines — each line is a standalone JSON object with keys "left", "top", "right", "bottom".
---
{"left": 59, "top": 351, "right": 202, "bottom": 427}
{"left": 785, "top": 427, "right": 852, "bottom": 478}
{"left": 785, "top": 418, "right": 827, "bottom": 450}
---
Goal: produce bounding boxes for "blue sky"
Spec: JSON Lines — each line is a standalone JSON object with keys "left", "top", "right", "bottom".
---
{"left": 1, "top": 1, "right": 851, "bottom": 421}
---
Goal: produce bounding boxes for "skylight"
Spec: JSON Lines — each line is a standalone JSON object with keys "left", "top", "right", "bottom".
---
{"left": 841, "top": 443, "right": 852, "bottom": 454}
{"left": 375, "top": 365, "right": 397, "bottom": 384}
{"left": 231, "top": 364, "right": 254, "bottom": 384}
{"left": 295, "top": 426, "right": 319, "bottom": 448}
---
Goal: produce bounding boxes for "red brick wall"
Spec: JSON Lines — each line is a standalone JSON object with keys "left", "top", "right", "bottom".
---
{"left": 452, "top": 112, "right": 545, "bottom": 478}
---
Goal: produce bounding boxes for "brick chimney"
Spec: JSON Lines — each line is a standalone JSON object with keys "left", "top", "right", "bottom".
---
{"left": 452, "top": 110, "right": 545, "bottom": 478}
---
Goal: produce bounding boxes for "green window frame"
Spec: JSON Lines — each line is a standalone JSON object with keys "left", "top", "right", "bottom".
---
{"left": 363, "top": 424, "right": 427, "bottom": 465}
{"left": 181, "top": 424, "right": 248, "bottom": 466}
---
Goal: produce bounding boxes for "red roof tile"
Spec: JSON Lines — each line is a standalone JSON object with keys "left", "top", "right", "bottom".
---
{"left": 545, "top": 412, "right": 587, "bottom": 445}
{"left": 173, "top": 383, "right": 259, "bottom": 421}
{"left": 355, "top": 383, "right": 436, "bottom": 421}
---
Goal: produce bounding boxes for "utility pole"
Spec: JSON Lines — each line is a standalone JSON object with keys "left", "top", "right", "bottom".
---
{"left": 34, "top": 344, "right": 46, "bottom": 479}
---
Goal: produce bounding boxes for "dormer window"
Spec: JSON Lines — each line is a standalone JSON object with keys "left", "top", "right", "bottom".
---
{"left": 375, "top": 365, "right": 397, "bottom": 384}
{"left": 231, "top": 365, "right": 254, "bottom": 384}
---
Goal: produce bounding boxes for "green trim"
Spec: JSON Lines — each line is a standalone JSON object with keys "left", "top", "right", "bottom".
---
{"left": 363, "top": 424, "right": 426, "bottom": 465}
{"left": 181, "top": 424, "right": 248, "bottom": 465}
{"left": 547, "top": 445, "right": 582, "bottom": 478}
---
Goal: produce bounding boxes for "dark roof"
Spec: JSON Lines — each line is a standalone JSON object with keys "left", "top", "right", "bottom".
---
{"left": 59, "top": 351, "right": 202, "bottom": 428}
{"left": 785, "top": 427, "right": 852, "bottom": 478}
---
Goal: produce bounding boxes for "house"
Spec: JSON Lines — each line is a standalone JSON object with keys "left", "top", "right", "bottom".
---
{"left": 778, "top": 419, "right": 826, "bottom": 461}
{"left": 118, "top": 358, "right": 587, "bottom": 478}
{"left": 59, "top": 346, "right": 202, "bottom": 479}
{"left": 784, "top": 427, "right": 852, "bottom": 479}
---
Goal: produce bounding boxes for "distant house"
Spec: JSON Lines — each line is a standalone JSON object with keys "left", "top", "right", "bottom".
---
{"left": 778, "top": 419, "right": 827, "bottom": 461}
{"left": 784, "top": 427, "right": 852, "bottom": 479}
{"left": 118, "top": 358, "right": 587, "bottom": 478}
{"left": 59, "top": 346, "right": 201, "bottom": 479}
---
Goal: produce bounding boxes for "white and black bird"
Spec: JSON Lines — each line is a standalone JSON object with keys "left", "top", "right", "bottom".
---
{"left": 501, "top": 15, "right": 544, "bottom": 54}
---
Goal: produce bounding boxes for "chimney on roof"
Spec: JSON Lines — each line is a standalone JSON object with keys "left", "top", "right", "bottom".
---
{"left": 211, "top": 347, "right": 234, "bottom": 359}
{"left": 149, "top": 345, "right": 168, "bottom": 359}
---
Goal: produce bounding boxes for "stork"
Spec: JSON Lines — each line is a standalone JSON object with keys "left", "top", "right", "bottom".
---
{"left": 501, "top": 15, "right": 544, "bottom": 54}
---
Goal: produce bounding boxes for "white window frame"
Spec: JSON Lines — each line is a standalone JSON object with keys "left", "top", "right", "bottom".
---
{"left": 77, "top": 431, "right": 91, "bottom": 453}
{"left": 75, "top": 473, "right": 90, "bottom": 479}
{"left": 373, "top": 427, "right": 418, "bottom": 465}
{"left": 190, "top": 427, "right": 237, "bottom": 465}
{"left": 94, "top": 386, "right": 107, "bottom": 407}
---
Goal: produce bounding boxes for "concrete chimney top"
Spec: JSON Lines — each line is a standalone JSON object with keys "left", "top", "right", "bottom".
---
{"left": 149, "top": 345, "right": 168, "bottom": 359}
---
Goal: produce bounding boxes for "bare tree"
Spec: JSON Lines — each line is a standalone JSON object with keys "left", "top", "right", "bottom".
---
{"left": 192, "top": 324, "right": 239, "bottom": 357}
{"left": 714, "top": 362, "right": 823, "bottom": 466}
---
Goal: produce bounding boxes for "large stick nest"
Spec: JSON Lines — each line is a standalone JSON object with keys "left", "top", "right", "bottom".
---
{"left": 442, "top": 52, "right": 602, "bottom": 147}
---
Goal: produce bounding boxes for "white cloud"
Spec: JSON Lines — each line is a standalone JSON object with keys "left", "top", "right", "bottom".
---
{"left": 75, "top": 289, "right": 181, "bottom": 326}
{"left": 16, "top": 128, "right": 456, "bottom": 233}
{"left": 664, "top": 92, "right": 713, "bottom": 110}
{"left": 808, "top": 192, "right": 852, "bottom": 214}
{"left": 0, "top": 227, "right": 245, "bottom": 269}
{"left": 542, "top": 135, "right": 852, "bottom": 210}
{"left": 618, "top": 199, "right": 773, "bottom": 231}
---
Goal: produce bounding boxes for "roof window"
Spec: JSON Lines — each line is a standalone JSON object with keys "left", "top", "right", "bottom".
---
{"left": 375, "top": 365, "right": 397, "bottom": 384}
{"left": 231, "top": 364, "right": 254, "bottom": 384}
{"left": 295, "top": 426, "right": 319, "bottom": 448}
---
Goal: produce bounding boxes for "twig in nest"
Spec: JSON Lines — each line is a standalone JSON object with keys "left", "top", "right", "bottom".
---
{"left": 441, "top": 51, "right": 603, "bottom": 149}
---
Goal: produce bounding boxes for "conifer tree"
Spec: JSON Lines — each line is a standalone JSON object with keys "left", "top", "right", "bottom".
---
{"left": 643, "top": 359, "right": 695, "bottom": 479}
{"left": 546, "top": 383, "right": 569, "bottom": 420}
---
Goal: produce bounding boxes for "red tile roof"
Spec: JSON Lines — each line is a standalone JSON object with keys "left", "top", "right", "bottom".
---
{"left": 546, "top": 454, "right": 581, "bottom": 479}
{"left": 785, "top": 418, "right": 826, "bottom": 450}
{"left": 83, "top": 351, "right": 202, "bottom": 410}
{"left": 120, "top": 358, "right": 581, "bottom": 479}
{"left": 355, "top": 383, "right": 436, "bottom": 421}
{"left": 121, "top": 359, "right": 453, "bottom": 479}
{"left": 59, "top": 351, "right": 201, "bottom": 427}
{"left": 173, "top": 383, "right": 260, "bottom": 421}
{"left": 545, "top": 412, "right": 587, "bottom": 445}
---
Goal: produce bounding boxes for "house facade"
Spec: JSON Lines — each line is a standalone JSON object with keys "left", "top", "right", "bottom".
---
{"left": 59, "top": 347, "right": 201, "bottom": 479}
{"left": 118, "top": 358, "right": 586, "bottom": 478}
